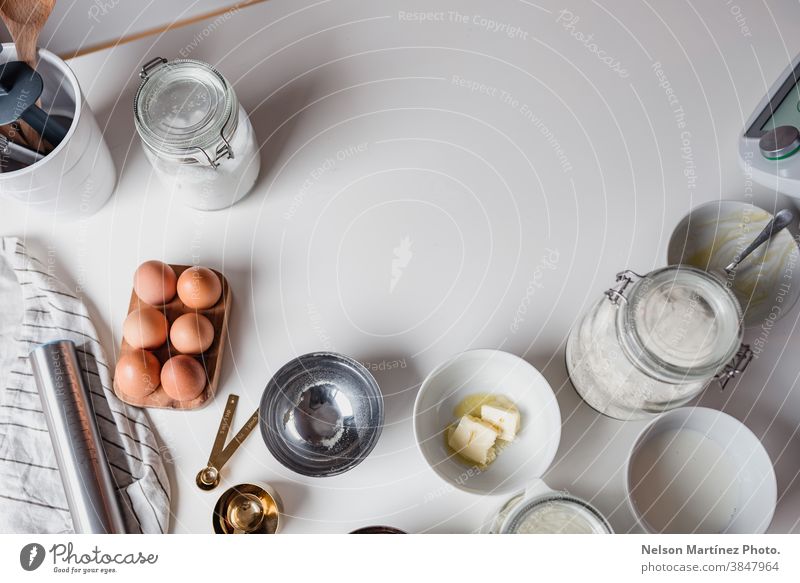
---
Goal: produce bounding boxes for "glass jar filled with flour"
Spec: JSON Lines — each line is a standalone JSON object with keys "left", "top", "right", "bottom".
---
{"left": 134, "top": 57, "right": 260, "bottom": 210}
{"left": 488, "top": 485, "right": 613, "bottom": 534}
{"left": 566, "top": 266, "right": 752, "bottom": 420}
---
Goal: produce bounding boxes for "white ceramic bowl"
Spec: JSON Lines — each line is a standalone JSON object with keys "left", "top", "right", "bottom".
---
{"left": 413, "top": 349, "right": 561, "bottom": 495}
{"left": 668, "top": 200, "right": 800, "bottom": 327}
{"left": 0, "top": 43, "right": 116, "bottom": 217}
{"left": 626, "top": 407, "right": 776, "bottom": 534}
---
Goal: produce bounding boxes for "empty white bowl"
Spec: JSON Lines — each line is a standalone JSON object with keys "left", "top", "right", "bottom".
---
{"left": 413, "top": 349, "right": 561, "bottom": 495}
{"left": 626, "top": 407, "right": 776, "bottom": 533}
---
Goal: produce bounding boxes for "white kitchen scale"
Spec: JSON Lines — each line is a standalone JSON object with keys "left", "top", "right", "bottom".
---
{"left": 740, "top": 54, "right": 800, "bottom": 197}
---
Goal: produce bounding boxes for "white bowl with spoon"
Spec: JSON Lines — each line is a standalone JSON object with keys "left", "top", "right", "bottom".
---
{"left": 668, "top": 200, "right": 800, "bottom": 327}
{"left": 413, "top": 349, "right": 561, "bottom": 496}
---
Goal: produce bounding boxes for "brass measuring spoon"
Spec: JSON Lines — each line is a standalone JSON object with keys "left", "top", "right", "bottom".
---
{"left": 196, "top": 394, "right": 260, "bottom": 491}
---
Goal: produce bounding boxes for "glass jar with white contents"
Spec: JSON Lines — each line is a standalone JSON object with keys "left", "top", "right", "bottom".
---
{"left": 488, "top": 482, "right": 612, "bottom": 534}
{"left": 134, "top": 57, "right": 260, "bottom": 210}
{"left": 566, "top": 266, "right": 752, "bottom": 420}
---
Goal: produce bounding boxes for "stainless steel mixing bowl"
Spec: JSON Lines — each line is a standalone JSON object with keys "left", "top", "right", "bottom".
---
{"left": 259, "top": 352, "right": 384, "bottom": 477}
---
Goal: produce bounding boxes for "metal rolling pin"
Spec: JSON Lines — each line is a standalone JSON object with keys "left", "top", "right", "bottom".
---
{"left": 29, "top": 340, "right": 126, "bottom": 534}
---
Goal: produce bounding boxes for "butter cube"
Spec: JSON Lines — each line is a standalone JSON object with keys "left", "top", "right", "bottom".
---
{"left": 448, "top": 415, "right": 499, "bottom": 465}
{"left": 481, "top": 404, "right": 520, "bottom": 441}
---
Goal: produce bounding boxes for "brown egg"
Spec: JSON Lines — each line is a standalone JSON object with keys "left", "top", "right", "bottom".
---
{"left": 161, "top": 355, "right": 207, "bottom": 401}
{"left": 115, "top": 350, "right": 161, "bottom": 398}
{"left": 134, "top": 260, "right": 177, "bottom": 305}
{"left": 123, "top": 307, "right": 168, "bottom": 349}
{"left": 177, "top": 266, "right": 222, "bottom": 309}
{"left": 170, "top": 312, "right": 215, "bottom": 354}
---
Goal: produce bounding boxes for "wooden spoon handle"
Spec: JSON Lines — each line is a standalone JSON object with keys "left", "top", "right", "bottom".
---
{"left": 10, "top": 17, "right": 40, "bottom": 67}
{"left": 1, "top": 122, "right": 32, "bottom": 148}
{"left": 18, "top": 121, "right": 44, "bottom": 151}
{"left": 0, "top": 124, "right": 25, "bottom": 145}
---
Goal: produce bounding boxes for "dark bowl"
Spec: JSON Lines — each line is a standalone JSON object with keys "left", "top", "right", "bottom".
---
{"left": 259, "top": 352, "right": 384, "bottom": 477}
{"left": 350, "top": 526, "right": 406, "bottom": 534}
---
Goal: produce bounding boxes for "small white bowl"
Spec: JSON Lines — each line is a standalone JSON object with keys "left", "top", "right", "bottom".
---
{"left": 626, "top": 407, "right": 776, "bottom": 534}
{"left": 413, "top": 349, "right": 561, "bottom": 495}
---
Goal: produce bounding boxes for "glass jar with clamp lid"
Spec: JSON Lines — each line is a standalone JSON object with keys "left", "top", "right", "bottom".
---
{"left": 134, "top": 57, "right": 260, "bottom": 210}
{"left": 566, "top": 265, "right": 752, "bottom": 420}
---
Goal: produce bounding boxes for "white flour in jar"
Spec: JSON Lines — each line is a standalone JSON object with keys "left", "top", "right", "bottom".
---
{"left": 146, "top": 106, "right": 260, "bottom": 210}
{"left": 566, "top": 268, "right": 742, "bottom": 420}
{"left": 513, "top": 499, "right": 608, "bottom": 534}
{"left": 566, "top": 298, "right": 704, "bottom": 419}
{"left": 633, "top": 284, "right": 725, "bottom": 369}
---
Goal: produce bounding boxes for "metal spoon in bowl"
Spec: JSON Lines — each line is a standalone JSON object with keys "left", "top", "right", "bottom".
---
{"left": 0, "top": 133, "right": 43, "bottom": 166}
{"left": 724, "top": 208, "right": 796, "bottom": 275}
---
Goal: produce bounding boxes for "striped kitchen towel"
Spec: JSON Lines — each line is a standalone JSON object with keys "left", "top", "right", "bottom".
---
{"left": 0, "top": 237, "right": 170, "bottom": 533}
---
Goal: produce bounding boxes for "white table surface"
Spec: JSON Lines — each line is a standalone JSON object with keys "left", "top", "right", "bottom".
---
{"left": 2, "top": 0, "right": 800, "bottom": 534}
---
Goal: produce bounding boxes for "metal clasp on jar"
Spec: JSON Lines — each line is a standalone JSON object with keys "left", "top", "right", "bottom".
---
{"left": 605, "top": 270, "right": 644, "bottom": 305}
{"left": 191, "top": 134, "right": 234, "bottom": 169}
{"left": 715, "top": 345, "right": 753, "bottom": 390}
{"left": 140, "top": 57, "right": 167, "bottom": 79}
